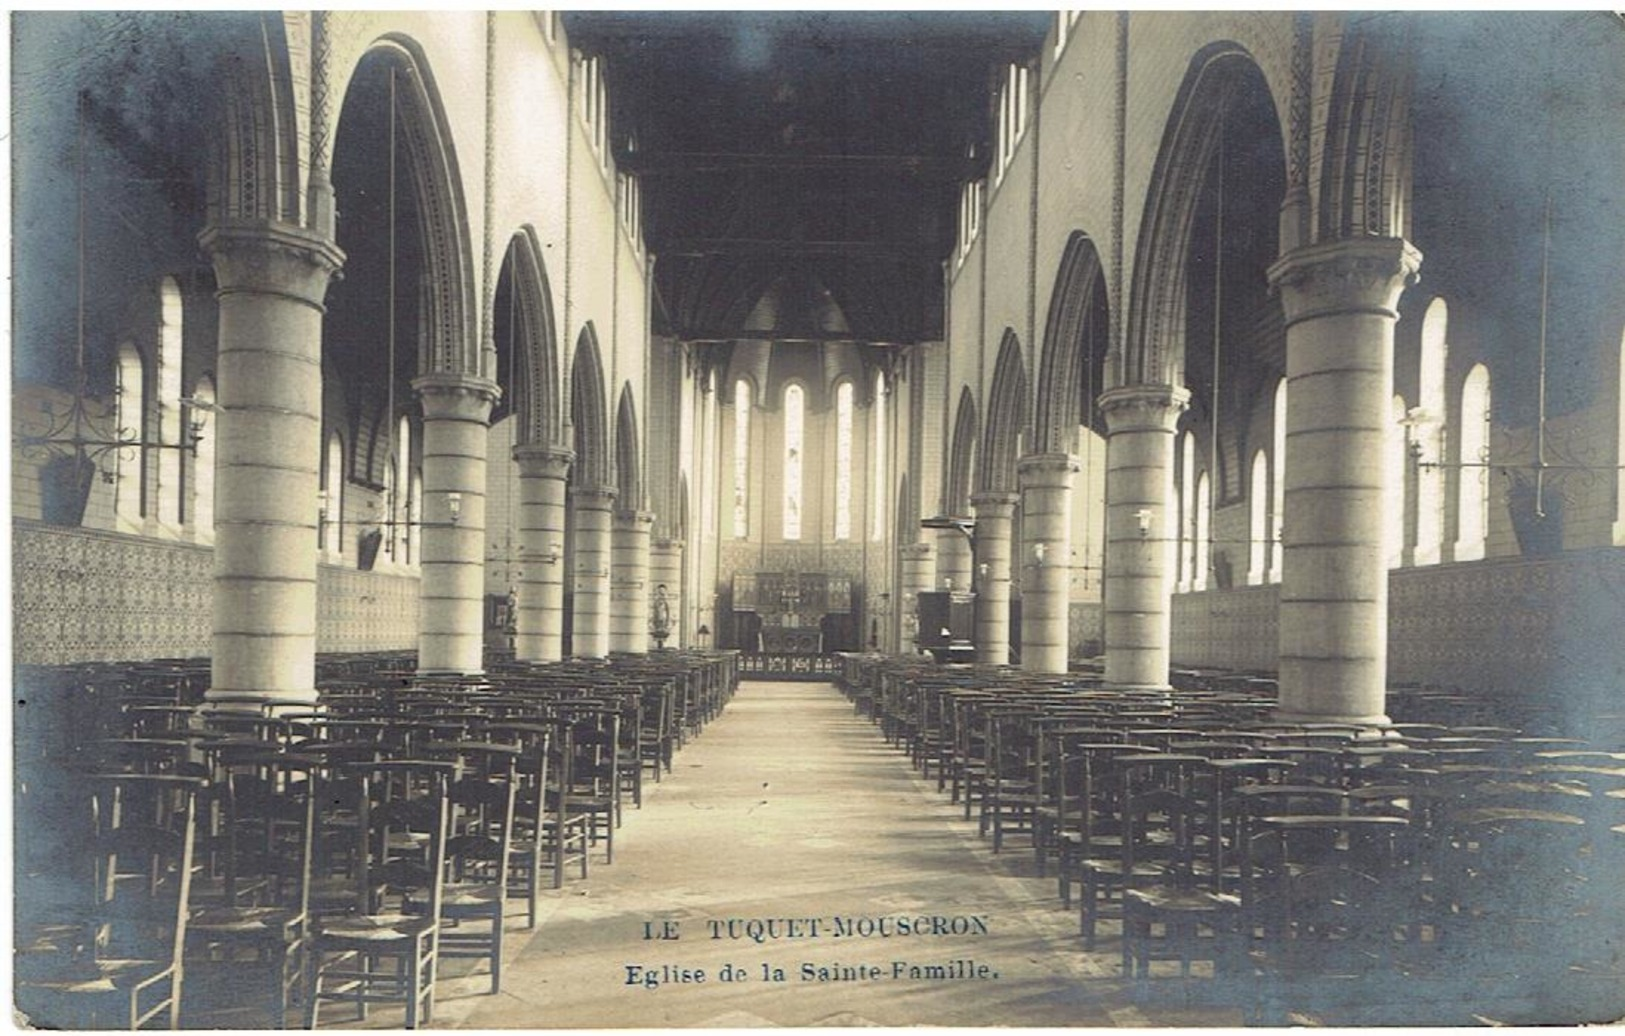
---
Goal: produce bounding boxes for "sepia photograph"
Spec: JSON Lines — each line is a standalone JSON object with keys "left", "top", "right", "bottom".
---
{"left": 10, "top": 8, "right": 1625, "bottom": 1029}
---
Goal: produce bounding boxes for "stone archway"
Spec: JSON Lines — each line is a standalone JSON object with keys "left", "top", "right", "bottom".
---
{"left": 568, "top": 324, "right": 614, "bottom": 657}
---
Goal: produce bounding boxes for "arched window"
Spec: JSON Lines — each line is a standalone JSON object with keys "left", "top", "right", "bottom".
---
{"left": 157, "top": 278, "right": 184, "bottom": 529}
{"left": 407, "top": 472, "right": 422, "bottom": 566}
{"left": 1269, "top": 379, "right": 1286, "bottom": 583}
{"left": 392, "top": 414, "right": 412, "bottom": 561}
{"left": 114, "top": 341, "right": 145, "bottom": 527}
{"left": 1388, "top": 395, "right": 1408, "bottom": 569}
{"left": 1248, "top": 450, "right": 1268, "bottom": 585}
{"left": 783, "top": 383, "right": 804, "bottom": 540}
{"left": 871, "top": 371, "right": 887, "bottom": 541}
{"left": 1415, "top": 299, "right": 1449, "bottom": 565}
{"left": 733, "top": 379, "right": 751, "bottom": 539}
{"left": 321, "top": 431, "right": 344, "bottom": 556}
{"left": 1194, "top": 471, "right": 1211, "bottom": 592}
{"left": 1616, "top": 331, "right": 1625, "bottom": 545}
{"left": 1179, "top": 431, "right": 1196, "bottom": 592}
{"left": 190, "top": 376, "right": 215, "bottom": 542}
{"left": 1456, "top": 364, "right": 1492, "bottom": 561}
{"left": 834, "top": 381, "right": 853, "bottom": 540}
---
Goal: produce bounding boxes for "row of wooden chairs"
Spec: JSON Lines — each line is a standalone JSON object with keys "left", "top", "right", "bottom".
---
{"left": 15, "top": 649, "right": 739, "bottom": 1030}
{"left": 839, "top": 654, "right": 1625, "bottom": 1025}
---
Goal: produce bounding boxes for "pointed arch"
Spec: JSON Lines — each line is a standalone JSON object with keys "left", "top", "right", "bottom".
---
{"left": 1124, "top": 44, "right": 1287, "bottom": 388}
{"left": 946, "top": 387, "right": 979, "bottom": 516}
{"left": 1319, "top": 20, "right": 1415, "bottom": 241}
{"left": 615, "top": 382, "right": 642, "bottom": 510}
{"left": 496, "top": 227, "right": 562, "bottom": 447}
{"left": 336, "top": 38, "right": 478, "bottom": 377}
{"left": 979, "top": 329, "right": 1029, "bottom": 494}
{"left": 570, "top": 323, "right": 611, "bottom": 488}
{"left": 207, "top": 14, "right": 303, "bottom": 225}
{"left": 1035, "top": 232, "right": 1111, "bottom": 452}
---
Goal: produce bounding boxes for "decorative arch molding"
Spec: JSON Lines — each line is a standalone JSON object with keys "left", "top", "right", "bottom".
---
{"left": 1124, "top": 43, "right": 1285, "bottom": 388}
{"left": 615, "top": 383, "right": 643, "bottom": 511}
{"left": 570, "top": 323, "right": 612, "bottom": 489}
{"left": 1035, "top": 232, "right": 1111, "bottom": 453}
{"left": 337, "top": 37, "right": 478, "bottom": 378}
{"left": 946, "top": 387, "right": 980, "bottom": 516}
{"left": 207, "top": 14, "right": 304, "bottom": 227}
{"left": 979, "top": 329, "right": 1029, "bottom": 495}
{"left": 1318, "top": 18, "right": 1414, "bottom": 241}
{"left": 500, "top": 227, "right": 563, "bottom": 448}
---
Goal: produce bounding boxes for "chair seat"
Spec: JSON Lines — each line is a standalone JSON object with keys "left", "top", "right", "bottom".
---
{"left": 1125, "top": 887, "right": 1240, "bottom": 911}
{"left": 439, "top": 882, "right": 503, "bottom": 910}
{"left": 189, "top": 904, "right": 302, "bottom": 937}
{"left": 19, "top": 957, "right": 172, "bottom": 994}
{"left": 315, "top": 912, "right": 436, "bottom": 945}
{"left": 1082, "top": 858, "right": 1165, "bottom": 878}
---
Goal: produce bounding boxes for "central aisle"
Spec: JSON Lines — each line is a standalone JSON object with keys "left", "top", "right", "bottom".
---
{"left": 449, "top": 680, "right": 1226, "bottom": 1029}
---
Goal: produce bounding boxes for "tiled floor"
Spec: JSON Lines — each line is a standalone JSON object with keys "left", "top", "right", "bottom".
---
{"left": 413, "top": 680, "right": 1239, "bottom": 1029}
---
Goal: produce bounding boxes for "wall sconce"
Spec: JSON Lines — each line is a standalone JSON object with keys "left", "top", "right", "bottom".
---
{"left": 977, "top": 562, "right": 990, "bottom": 579}
{"left": 1133, "top": 508, "right": 1153, "bottom": 537}
{"left": 1031, "top": 542, "right": 1047, "bottom": 566}
{"left": 541, "top": 540, "right": 562, "bottom": 565}
{"left": 446, "top": 491, "right": 463, "bottom": 525}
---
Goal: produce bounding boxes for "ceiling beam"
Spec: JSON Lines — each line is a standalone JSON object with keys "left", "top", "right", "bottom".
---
{"left": 621, "top": 151, "right": 974, "bottom": 180}
{"left": 657, "top": 238, "right": 942, "bottom": 261}
{"left": 678, "top": 328, "right": 915, "bottom": 346}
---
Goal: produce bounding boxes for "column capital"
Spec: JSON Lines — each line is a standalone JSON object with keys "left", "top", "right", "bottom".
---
{"left": 414, "top": 372, "right": 501, "bottom": 424}
{"left": 615, "top": 509, "right": 656, "bottom": 528}
{"left": 1098, "top": 384, "right": 1190, "bottom": 433}
{"left": 899, "top": 542, "right": 935, "bottom": 560}
{"left": 570, "top": 484, "right": 619, "bottom": 509}
{"left": 1018, "top": 452, "right": 1082, "bottom": 487}
{"left": 199, "top": 219, "right": 345, "bottom": 306}
{"left": 970, "top": 491, "right": 1020, "bottom": 516}
{"left": 652, "top": 538, "right": 686, "bottom": 551}
{"left": 1267, "top": 236, "right": 1423, "bottom": 327}
{"left": 513, "top": 443, "right": 574, "bottom": 479}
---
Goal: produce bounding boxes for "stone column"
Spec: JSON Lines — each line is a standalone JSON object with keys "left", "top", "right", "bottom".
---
{"left": 415, "top": 373, "right": 500, "bottom": 674}
{"left": 971, "top": 491, "right": 1019, "bottom": 665}
{"left": 1269, "top": 237, "right": 1421, "bottom": 725}
{"left": 513, "top": 444, "right": 572, "bottom": 662}
{"left": 650, "top": 539, "right": 684, "bottom": 649}
{"left": 610, "top": 509, "right": 654, "bottom": 654}
{"left": 898, "top": 541, "right": 935, "bottom": 654}
{"left": 1100, "top": 385, "right": 1189, "bottom": 690}
{"left": 1019, "top": 453, "right": 1080, "bottom": 674}
{"left": 570, "top": 485, "right": 617, "bottom": 658}
{"left": 936, "top": 528, "right": 973, "bottom": 593}
{"left": 199, "top": 222, "right": 342, "bottom": 709}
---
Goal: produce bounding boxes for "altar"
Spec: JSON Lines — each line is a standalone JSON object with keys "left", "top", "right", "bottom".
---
{"left": 732, "top": 571, "right": 852, "bottom": 654}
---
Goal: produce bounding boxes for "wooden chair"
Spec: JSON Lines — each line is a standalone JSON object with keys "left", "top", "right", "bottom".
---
{"left": 183, "top": 754, "right": 317, "bottom": 1028}
{"left": 305, "top": 761, "right": 451, "bottom": 1029}
{"left": 16, "top": 773, "right": 201, "bottom": 1030}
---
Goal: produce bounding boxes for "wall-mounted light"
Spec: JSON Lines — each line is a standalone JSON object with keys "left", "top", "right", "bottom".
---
{"left": 542, "top": 540, "right": 562, "bottom": 565}
{"left": 1031, "top": 542, "right": 1047, "bottom": 566}
{"left": 1133, "top": 508, "right": 1153, "bottom": 537}
{"left": 446, "top": 491, "right": 463, "bottom": 525}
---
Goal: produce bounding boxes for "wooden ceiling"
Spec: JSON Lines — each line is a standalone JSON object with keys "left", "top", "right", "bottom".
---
{"left": 563, "top": 12, "right": 1050, "bottom": 345}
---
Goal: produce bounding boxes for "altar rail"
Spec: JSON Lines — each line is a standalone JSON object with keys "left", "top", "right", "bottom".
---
{"left": 738, "top": 652, "right": 841, "bottom": 681}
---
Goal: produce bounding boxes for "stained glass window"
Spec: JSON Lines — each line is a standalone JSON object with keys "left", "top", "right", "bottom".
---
{"left": 733, "top": 379, "right": 751, "bottom": 538}
{"left": 835, "top": 382, "right": 853, "bottom": 540}
{"left": 783, "top": 384, "right": 804, "bottom": 539}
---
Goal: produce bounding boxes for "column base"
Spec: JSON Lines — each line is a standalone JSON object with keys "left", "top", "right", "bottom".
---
{"left": 1271, "top": 708, "right": 1392, "bottom": 728}
{"left": 202, "top": 689, "right": 320, "bottom": 711}
{"left": 1103, "top": 681, "right": 1172, "bottom": 695}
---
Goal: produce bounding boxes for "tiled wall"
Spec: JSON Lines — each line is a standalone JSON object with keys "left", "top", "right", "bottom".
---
{"left": 1171, "top": 549, "right": 1625, "bottom": 700}
{"left": 13, "top": 521, "right": 421, "bottom": 665}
